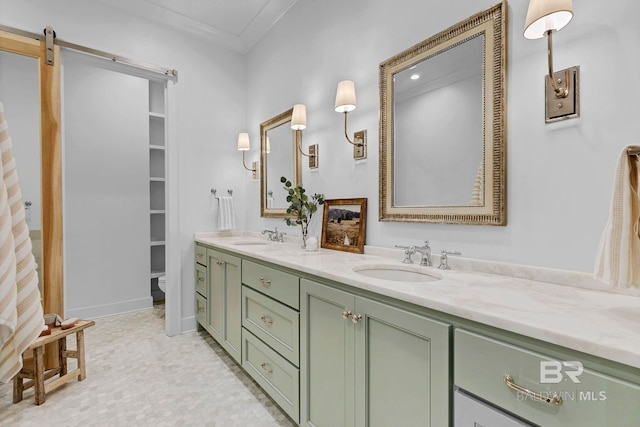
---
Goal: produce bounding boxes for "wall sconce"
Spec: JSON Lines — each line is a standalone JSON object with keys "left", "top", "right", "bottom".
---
{"left": 237, "top": 132, "right": 257, "bottom": 179}
{"left": 291, "top": 103, "right": 318, "bottom": 169}
{"left": 524, "top": 0, "right": 579, "bottom": 122}
{"left": 334, "top": 80, "right": 367, "bottom": 160}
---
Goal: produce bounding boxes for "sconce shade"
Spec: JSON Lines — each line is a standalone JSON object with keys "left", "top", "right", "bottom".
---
{"left": 524, "top": 0, "right": 573, "bottom": 39}
{"left": 334, "top": 80, "right": 357, "bottom": 113}
{"left": 237, "top": 132, "right": 250, "bottom": 151}
{"left": 291, "top": 104, "right": 307, "bottom": 130}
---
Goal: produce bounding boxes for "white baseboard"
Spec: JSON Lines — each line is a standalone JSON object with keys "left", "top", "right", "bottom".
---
{"left": 182, "top": 315, "right": 197, "bottom": 333}
{"left": 66, "top": 296, "right": 153, "bottom": 319}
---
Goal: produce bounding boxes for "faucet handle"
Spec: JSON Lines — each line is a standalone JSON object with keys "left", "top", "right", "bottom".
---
{"left": 438, "top": 250, "right": 461, "bottom": 270}
{"left": 394, "top": 245, "right": 416, "bottom": 264}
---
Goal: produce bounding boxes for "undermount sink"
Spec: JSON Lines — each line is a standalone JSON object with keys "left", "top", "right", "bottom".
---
{"left": 353, "top": 264, "right": 441, "bottom": 283}
{"left": 232, "top": 241, "right": 269, "bottom": 246}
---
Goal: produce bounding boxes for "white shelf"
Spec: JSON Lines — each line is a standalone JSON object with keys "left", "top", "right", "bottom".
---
{"left": 150, "top": 177, "right": 165, "bottom": 182}
{"left": 150, "top": 240, "right": 165, "bottom": 246}
{"left": 149, "top": 112, "right": 165, "bottom": 119}
{"left": 150, "top": 210, "right": 165, "bottom": 215}
{"left": 149, "top": 144, "right": 165, "bottom": 151}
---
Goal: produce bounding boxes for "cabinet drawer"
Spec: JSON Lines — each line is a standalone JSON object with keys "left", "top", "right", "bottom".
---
{"left": 195, "top": 263, "right": 207, "bottom": 297}
{"left": 454, "top": 329, "right": 640, "bottom": 427}
{"left": 196, "top": 292, "right": 206, "bottom": 327}
{"left": 242, "top": 260, "right": 299, "bottom": 309}
{"left": 242, "top": 286, "right": 299, "bottom": 366}
{"left": 242, "top": 329, "right": 299, "bottom": 423}
{"left": 195, "top": 244, "right": 207, "bottom": 266}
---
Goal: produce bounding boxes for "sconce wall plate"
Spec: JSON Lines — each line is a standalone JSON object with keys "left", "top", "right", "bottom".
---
{"left": 354, "top": 130, "right": 367, "bottom": 160}
{"left": 252, "top": 161, "right": 258, "bottom": 179}
{"left": 308, "top": 144, "right": 319, "bottom": 169}
{"left": 545, "top": 66, "right": 579, "bottom": 122}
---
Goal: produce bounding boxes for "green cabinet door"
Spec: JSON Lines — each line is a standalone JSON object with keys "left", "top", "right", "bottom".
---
{"left": 300, "top": 279, "right": 451, "bottom": 427}
{"left": 207, "top": 248, "right": 224, "bottom": 343}
{"left": 206, "top": 248, "right": 241, "bottom": 364}
{"left": 300, "top": 279, "right": 356, "bottom": 427}
{"left": 354, "top": 296, "right": 450, "bottom": 427}
{"left": 222, "top": 252, "right": 241, "bottom": 363}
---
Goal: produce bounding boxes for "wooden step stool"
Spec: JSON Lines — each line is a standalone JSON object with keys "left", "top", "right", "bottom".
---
{"left": 13, "top": 319, "right": 95, "bottom": 405}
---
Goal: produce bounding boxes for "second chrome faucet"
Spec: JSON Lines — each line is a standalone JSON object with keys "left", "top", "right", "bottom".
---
{"left": 395, "top": 241, "right": 461, "bottom": 270}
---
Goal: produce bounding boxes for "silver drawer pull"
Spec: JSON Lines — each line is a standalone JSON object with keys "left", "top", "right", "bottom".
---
{"left": 216, "top": 261, "right": 225, "bottom": 266}
{"left": 260, "top": 315, "right": 274, "bottom": 327}
{"left": 341, "top": 310, "right": 352, "bottom": 320}
{"left": 197, "top": 253, "right": 204, "bottom": 259}
{"left": 198, "top": 306, "right": 205, "bottom": 313}
{"left": 351, "top": 314, "right": 363, "bottom": 324}
{"left": 504, "top": 374, "right": 563, "bottom": 405}
{"left": 259, "top": 277, "right": 272, "bottom": 286}
{"left": 198, "top": 276, "right": 205, "bottom": 283}
{"left": 260, "top": 362, "right": 273, "bottom": 375}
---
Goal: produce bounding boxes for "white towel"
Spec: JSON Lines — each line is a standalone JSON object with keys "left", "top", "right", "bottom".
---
{"left": 218, "top": 196, "right": 236, "bottom": 231}
{"left": 594, "top": 145, "right": 640, "bottom": 288}
{"left": 0, "top": 102, "right": 43, "bottom": 383}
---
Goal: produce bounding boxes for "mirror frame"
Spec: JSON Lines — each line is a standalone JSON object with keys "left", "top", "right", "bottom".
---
{"left": 379, "top": 1, "right": 507, "bottom": 225}
{"left": 260, "top": 108, "right": 302, "bottom": 218}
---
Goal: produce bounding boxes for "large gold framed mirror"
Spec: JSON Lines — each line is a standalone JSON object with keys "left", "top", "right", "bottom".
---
{"left": 260, "top": 108, "right": 302, "bottom": 218}
{"left": 379, "top": 1, "right": 507, "bottom": 225}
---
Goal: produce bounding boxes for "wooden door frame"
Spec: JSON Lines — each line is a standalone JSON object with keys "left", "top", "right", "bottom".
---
{"left": 0, "top": 30, "right": 63, "bottom": 317}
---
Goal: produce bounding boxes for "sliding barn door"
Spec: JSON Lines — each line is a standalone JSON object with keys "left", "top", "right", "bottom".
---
{"left": 63, "top": 52, "right": 151, "bottom": 317}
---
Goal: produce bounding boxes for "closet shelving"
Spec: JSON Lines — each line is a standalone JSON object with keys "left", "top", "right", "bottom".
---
{"left": 149, "top": 81, "right": 166, "bottom": 285}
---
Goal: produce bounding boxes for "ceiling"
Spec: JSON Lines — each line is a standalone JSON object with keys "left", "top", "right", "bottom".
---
{"left": 98, "top": 0, "right": 297, "bottom": 53}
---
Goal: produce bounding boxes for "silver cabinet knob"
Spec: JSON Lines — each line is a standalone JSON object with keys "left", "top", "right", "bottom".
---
{"left": 351, "top": 314, "right": 362, "bottom": 324}
{"left": 341, "top": 310, "right": 352, "bottom": 320}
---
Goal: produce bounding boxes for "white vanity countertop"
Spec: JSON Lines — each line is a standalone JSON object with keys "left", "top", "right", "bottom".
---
{"left": 195, "top": 233, "right": 640, "bottom": 370}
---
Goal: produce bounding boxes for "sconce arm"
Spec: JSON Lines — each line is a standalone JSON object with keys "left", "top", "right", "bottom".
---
{"left": 297, "top": 132, "right": 316, "bottom": 158}
{"left": 343, "top": 112, "right": 363, "bottom": 146}
{"left": 546, "top": 30, "right": 569, "bottom": 98}
{"left": 241, "top": 151, "right": 256, "bottom": 171}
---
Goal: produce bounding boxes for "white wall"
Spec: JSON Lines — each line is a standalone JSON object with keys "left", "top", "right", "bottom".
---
{"left": 0, "top": 52, "right": 40, "bottom": 230}
{"left": 246, "top": 0, "right": 640, "bottom": 273}
{"left": 0, "top": 0, "right": 247, "bottom": 330}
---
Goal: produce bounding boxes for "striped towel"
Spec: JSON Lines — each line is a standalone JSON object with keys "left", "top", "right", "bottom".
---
{"left": 594, "top": 145, "right": 640, "bottom": 288}
{"left": 218, "top": 196, "right": 236, "bottom": 231}
{"left": 0, "top": 102, "right": 43, "bottom": 383}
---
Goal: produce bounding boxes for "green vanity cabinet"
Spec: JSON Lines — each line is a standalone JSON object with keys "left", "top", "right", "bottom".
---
{"left": 206, "top": 248, "right": 242, "bottom": 364}
{"left": 300, "top": 278, "right": 450, "bottom": 427}
{"left": 195, "top": 244, "right": 207, "bottom": 328}
{"left": 454, "top": 329, "right": 640, "bottom": 427}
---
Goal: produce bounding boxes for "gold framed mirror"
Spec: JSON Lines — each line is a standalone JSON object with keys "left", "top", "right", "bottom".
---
{"left": 260, "top": 108, "right": 302, "bottom": 218}
{"left": 379, "top": 1, "right": 507, "bottom": 225}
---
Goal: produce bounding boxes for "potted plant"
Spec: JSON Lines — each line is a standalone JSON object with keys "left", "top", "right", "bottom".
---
{"left": 281, "top": 176, "right": 324, "bottom": 249}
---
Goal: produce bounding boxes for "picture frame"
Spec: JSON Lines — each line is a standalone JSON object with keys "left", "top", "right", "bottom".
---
{"left": 321, "top": 198, "right": 367, "bottom": 254}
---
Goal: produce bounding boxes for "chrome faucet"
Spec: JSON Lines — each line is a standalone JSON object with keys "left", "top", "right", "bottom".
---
{"left": 261, "top": 229, "right": 276, "bottom": 241}
{"left": 395, "top": 245, "right": 416, "bottom": 264}
{"left": 414, "top": 241, "right": 432, "bottom": 266}
{"left": 438, "top": 250, "right": 461, "bottom": 270}
{"left": 262, "top": 227, "right": 286, "bottom": 243}
{"left": 274, "top": 227, "right": 286, "bottom": 243}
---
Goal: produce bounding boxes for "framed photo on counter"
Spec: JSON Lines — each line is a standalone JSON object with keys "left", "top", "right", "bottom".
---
{"left": 321, "top": 198, "right": 367, "bottom": 254}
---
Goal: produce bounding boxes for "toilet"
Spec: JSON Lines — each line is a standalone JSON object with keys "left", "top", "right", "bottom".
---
{"left": 158, "top": 275, "right": 166, "bottom": 293}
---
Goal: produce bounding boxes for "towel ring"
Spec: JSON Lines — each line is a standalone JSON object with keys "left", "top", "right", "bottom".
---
{"left": 211, "top": 188, "right": 233, "bottom": 199}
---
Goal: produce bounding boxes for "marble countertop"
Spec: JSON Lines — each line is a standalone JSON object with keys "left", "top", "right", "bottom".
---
{"left": 195, "top": 232, "right": 640, "bottom": 370}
